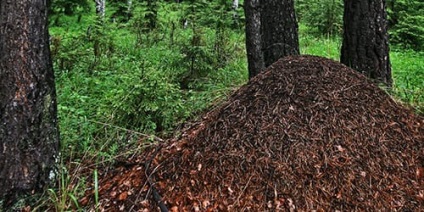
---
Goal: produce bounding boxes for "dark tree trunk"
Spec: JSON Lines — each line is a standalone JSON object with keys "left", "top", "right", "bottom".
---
{"left": 245, "top": 0, "right": 300, "bottom": 79}
{"left": 0, "top": 0, "right": 59, "bottom": 207}
{"left": 260, "top": 0, "right": 299, "bottom": 67}
{"left": 244, "top": 0, "right": 265, "bottom": 79}
{"left": 341, "top": 0, "right": 392, "bottom": 86}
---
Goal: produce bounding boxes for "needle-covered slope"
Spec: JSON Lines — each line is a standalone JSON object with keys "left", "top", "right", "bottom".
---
{"left": 85, "top": 55, "right": 423, "bottom": 211}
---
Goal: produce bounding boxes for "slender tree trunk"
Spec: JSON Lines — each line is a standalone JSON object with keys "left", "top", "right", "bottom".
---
{"left": 260, "top": 0, "right": 299, "bottom": 67}
{"left": 341, "top": 0, "right": 392, "bottom": 86}
{"left": 95, "top": 0, "right": 106, "bottom": 19}
{"left": 244, "top": 0, "right": 265, "bottom": 79}
{"left": 127, "top": 0, "right": 133, "bottom": 20}
{"left": 0, "top": 0, "right": 59, "bottom": 208}
{"left": 232, "top": 0, "right": 239, "bottom": 24}
{"left": 233, "top": 0, "right": 239, "bottom": 9}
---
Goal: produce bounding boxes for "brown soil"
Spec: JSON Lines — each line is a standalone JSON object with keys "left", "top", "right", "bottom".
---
{"left": 80, "top": 55, "right": 423, "bottom": 211}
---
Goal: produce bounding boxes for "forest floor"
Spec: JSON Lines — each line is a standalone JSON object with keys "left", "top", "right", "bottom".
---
{"left": 77, "top": 55, "right": 423, "bottom": 211}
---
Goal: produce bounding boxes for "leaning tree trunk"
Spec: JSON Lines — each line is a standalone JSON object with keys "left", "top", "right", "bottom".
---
{"left": 341, "top": 0, "right": 392, "bottom": 86}
{"left": 0, "top": 0, "right": 59, "bottom": 207}
{"left": 244, "top": 0, "right": 265, "bottom": 79}
{"left": 260, "top": 0, "right": 299, "bottom": 67}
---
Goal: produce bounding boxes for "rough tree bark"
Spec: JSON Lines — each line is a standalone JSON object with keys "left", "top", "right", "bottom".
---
{"left": 341, "top": 0, "right": 392, "bottom": 86}
{"left": 245, "top": 0, "right": 300, "bottom": 79}
{"left": 244, "top": 0, "right": 265, "bottom": 79}
{"left": 260, "top": 0, "right": 299, "bottom": 67}
{"left": 0, "top": 0, "right": 59, "bottom": 207}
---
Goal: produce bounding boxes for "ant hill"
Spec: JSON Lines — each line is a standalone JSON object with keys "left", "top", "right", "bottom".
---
{"left": 82, "top": 55, "right": 423, "bottom": 211}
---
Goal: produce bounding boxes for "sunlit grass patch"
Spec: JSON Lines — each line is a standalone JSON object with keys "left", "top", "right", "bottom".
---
{"left": 390, "top": 50, "right": 424, "bottom": 114}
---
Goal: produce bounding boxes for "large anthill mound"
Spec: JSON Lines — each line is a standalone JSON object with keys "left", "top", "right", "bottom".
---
{"left": 82, "top": 55, "right": 423, "bottom": 211}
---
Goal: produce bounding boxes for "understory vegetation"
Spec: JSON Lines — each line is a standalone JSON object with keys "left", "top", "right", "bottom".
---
{"left": 39, "top": 0, "right": 423, "bottom": 210}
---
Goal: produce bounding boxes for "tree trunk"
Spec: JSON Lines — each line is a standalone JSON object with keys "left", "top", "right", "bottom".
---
{"left": 232, "top": 0, "right": 239, "bottom": 25}
{"left": 233, "top": 0, "right": 239, "bottom": 9}
{"left": 95, "top": 0, "right": 106, "bottom": 19}
{"left": 245, "top": 0, "right": 300, "bottom": 79}
{"left": 244, "top": 0, "right": 265, "bottom": 79}
{"left": 341, "top": 0, "right": 392, "bottom": 86}
{"left": 0, "top": 0, "right": 59, "bottom": 207}
{"left": 260, "top": 0, "right": 299, "bottom": 67}
{"left": 127, "top": 0, "right": 133, "bottom": 20}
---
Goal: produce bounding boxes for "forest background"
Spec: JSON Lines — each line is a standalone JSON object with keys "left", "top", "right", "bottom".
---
{"left": 42, "top": 0, "right": 422, "bottom": 209}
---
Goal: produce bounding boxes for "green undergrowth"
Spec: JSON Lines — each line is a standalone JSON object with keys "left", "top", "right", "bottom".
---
{"left": 390, "top": 50, "right": 424, "bottom": 114}
{"left": 51, "top": 5, "right": 248, "bottom": 162}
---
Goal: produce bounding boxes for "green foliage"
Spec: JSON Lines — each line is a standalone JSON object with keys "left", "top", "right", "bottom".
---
{"left": 45, "top": 168, "right": 81, "bottom": 211}
{"left": 178, "top": 28, "right": 216, "bottom": 89}
{"left": 50, "top": 0, "right": 91, "bottom": 16}
{"left": 49, "top": 0, "right": 92, "bottom": 26}
{"left": 295, "top": 0, "right": 343, "bottom": 36}
{"left": 129, "top": 1, "right": 163, "bottom": 45}
{"left": 299, "top": 24, "right": 341, "bottom": 60}
{"left": 172, "top": 0, "right": 241, "bottom": 89}
{"left": 390, "top": 50, "right": 424, "bottom": 114}
{"left": 50, "top": 0, "right": 247, "bottom": 162}
{"left": 296, "top": 0, "right": 424, "bottom": 50}
{"left": 104, "top": 51, "right": 189, "bottom": 132}
{"left": 32, "top": 160, "right": 84, "bottom": 211}
{"left": 109, "top": 0, "right": 133, "bottom": 22}
{"left": 387, "top": 0, "right": 424, "bottom": 51}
